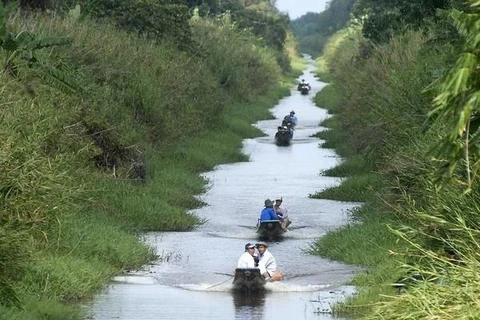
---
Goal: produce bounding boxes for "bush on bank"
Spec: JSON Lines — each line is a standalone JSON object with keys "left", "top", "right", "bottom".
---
{"left": 0, "top": 7, "right": 294, "bottom": 319}
{"left": 310, "top": 3, "right": 480, "bottom": 318}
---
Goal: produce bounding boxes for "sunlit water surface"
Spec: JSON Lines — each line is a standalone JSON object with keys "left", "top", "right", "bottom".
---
{"left": 85, "top": 61, "right": 361, "bottom": 320}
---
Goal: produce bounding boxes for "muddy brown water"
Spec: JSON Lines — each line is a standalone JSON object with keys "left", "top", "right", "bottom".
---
{"left": 84, "top": 62, "right": 361, "bottom": 320}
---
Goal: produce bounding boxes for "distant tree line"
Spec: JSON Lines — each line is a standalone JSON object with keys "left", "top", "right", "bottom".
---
{"left": 290, "top": 0, "right": 354, "bottom": 57}
{"left": 353, "top": 0, "right": 471, "bottom": 44}
{"left": 291, "top": 0, "right": 473, "bottom": 57}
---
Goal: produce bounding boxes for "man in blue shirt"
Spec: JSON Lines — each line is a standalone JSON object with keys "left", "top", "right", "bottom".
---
{"left": 282, "top": 111, "right": 297, "bottom": 128}
{"left": 288, "top": 111, "right": 298, "bottom": 126}
{"left": 259, "top": 199, "right": 279, "bottom": 222}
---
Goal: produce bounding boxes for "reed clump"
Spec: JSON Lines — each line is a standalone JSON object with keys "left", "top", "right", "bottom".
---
{"left": 0, "top": 7, "right": 291, "bottom": 319}
{"left": 310, "top": 2, "right": 480, "bottom": 317}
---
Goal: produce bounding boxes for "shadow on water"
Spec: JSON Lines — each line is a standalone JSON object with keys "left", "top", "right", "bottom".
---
{"left": 84, "top": 56, "right": 360, "bottom": 320}
{"left": 233, "top": 291, "right": 266, "bottom": 319}
{"left": 233, "top": 291, "right": 266, "bottom": 308}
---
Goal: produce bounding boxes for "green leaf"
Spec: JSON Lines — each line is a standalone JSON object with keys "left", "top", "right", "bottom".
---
{"left": 14, "top": 30, "right": 34, "bottom": 44}
{"left": 68, "top": 4, "right": 81, "bottom": 21}
{"left": 25, "top": 36, "right": 72, "bottom": 50}
{"left": 38, "top": 63, "right": 80, "bottom": 94}
{"left": 3, "top": 32, "right": 18, "bottom": 52}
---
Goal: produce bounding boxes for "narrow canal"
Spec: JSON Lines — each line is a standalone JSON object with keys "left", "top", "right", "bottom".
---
{"left": 85, "top": 61, "right": 361, "bottom": 320}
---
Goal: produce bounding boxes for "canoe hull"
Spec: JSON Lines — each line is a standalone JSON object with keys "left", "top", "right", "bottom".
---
{"left": 232, "top": 268, "right": 265, "bottom": 292}
{"left": 256, "top": 220, "right": 285, "bottom": 240}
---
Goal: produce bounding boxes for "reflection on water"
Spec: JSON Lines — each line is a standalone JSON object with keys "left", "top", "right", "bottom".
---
{"left": 233, "top": 291, "right": 266, "bottom": 320}
{"left": 85, "top": 59, "right": 360, "bottom": 320}
{"left": 233, "top": 291, "right": 266, "bottom": 308}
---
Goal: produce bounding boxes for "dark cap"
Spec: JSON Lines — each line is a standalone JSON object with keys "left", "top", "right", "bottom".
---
{"left": 264, "top": 199, "right": 273, "bottom": 207}
{"left": 245, "top": 243, "right": 255, "bottom": 250}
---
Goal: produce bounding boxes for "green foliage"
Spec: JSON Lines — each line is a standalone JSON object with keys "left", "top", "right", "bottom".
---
{"left": 45, "top": 212, "right": 155, "bottom": 268}
{"left": 322, "top": 155, "right": 370, "bottom": 177}
{"left": 311, "top": 207, "right": 402, "bottom": 267}
{"left": 311, "top": 173, "right": 384, "bottom": 202}
{"left": 291, "top": 0, "right": 355, "bottom": 57}
{"left": 0, "top": 226, "right": 28, "bottom": 307}
{"left": 426, "top": 3, "right": 480, "bottom": 189}
{"left": 0, "top": 82, "right": 85, "bottom": 228}
{"left": 0, "top": 297, "right": 82, "bottom": 320}
{"left": 232, "top": 9, "right": 289, "bottom": 51}
{"left": 0, "top": 2, "right": 289, "bottom": 317}
{"left": 190, "top": 16, "right": 281, "bottom": 102}
{"left": 314, "top": 83, "right": 341, "bottom": 113}
{"left": 184, "top": 0, "right": 243, "bottom": 16}
{"left": 78, "top": 0, "right": 194, "bottom": 50}
{"left": 327, "top": 30, "right": 453, "bottom": 168}
{"left": 19, "top": 255, "right": 116, "bottom": 301}
{"left": 363, "top": 179, "right": 480, "bottom": 319}
{"left": 0, "top": 3, "right": 77, "bottom": 93}
{"left": 353, "top": 0, "right": 453, "bottom": 43}
{"left": 311, "top": 1, "right": 480, "bottom": 318}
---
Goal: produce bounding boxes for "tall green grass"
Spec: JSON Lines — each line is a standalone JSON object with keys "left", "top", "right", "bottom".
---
{"left": 311, "top": 173, "right": 383, "bottom": 202}
{"left": 0, "top": 10, "right": 293, "bottom": 319}
{"left": 309, "top": 21, "right": 474, "bottom": 319}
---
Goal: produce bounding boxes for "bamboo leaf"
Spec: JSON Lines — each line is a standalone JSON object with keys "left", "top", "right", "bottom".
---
{"left": 456, "top": 108, "right": 471, "bottom": 137}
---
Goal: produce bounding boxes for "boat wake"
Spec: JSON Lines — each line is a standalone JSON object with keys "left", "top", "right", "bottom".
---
{"left": 177, "top": 281, "right": 332, "bottom": 293}
{"left": 112, "top": 275, "right": 157, "bottom": 285}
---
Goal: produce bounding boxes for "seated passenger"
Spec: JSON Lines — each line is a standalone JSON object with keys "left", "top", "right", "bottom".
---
{"left": 259, "top": 199, "right": 279, "bottom": 222}
{"left": 256, "top": 242, "right": 283, "bottom": 281}
{"left": 297, "top": 79, "right": 311, "bottom": 91}
{"left": 237, "top": 243, "right": 257, "bottom": 268}
{"left": 288, "top": 111, "right": 298, "bottom": 126}
{"left": 274, "top": 197, "right": 291, "bottom": 229}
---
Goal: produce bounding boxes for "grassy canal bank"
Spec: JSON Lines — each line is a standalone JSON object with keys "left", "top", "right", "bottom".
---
{"left": 308, "top": 4, "right": 480, "bottom": 318}
{"left": 0, "top": 6, "right": 306, "bottom": 319}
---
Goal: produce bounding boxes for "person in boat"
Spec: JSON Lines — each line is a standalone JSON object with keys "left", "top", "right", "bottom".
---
{"left": 274, "top": 197, "right": 291, "bottom": 229}
{"left": 276, "top": 125, "right": 293, "bottom": 139}
{"left": 259, "top": 199, "right": 279, "bottom": 222}
{"left": 283, "top": 111, "right": 297, "bottom": 128}
{"left": 281, "top": 118, "right": 293, "bottom": 129}
{"left": 288, "top": 110, "right": 298, "bottom": 126}
{"left": 237, "top": 243, "right": 257, "bottom": 268}
{"left": 256, "top": 242, "right": 283, "bottom": 281}
{"left": 297, "top": 79, "right": 311, "bottom": 91}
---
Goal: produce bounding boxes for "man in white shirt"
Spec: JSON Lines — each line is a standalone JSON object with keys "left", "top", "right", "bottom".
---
{"left": 256, "top": 242, "right": 282, "bottom": 281}
{"left": 274, "top": 197, "right": 291, "bottom": 229}
{"left": 237, "top": 243, "right": 257, "bottom": 268}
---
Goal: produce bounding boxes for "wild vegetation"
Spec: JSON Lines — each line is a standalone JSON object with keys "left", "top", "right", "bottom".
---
{"left": 311, "top": 0, "right": 480, "bottom": 318}
{"left": 290, "top": 0, "right": 354, "bottom": 58}
{"left": 0, "top": 0, "right": 300, "bottom": 318}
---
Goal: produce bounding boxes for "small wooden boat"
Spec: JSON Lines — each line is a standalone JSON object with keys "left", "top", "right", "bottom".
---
{"left": 232, "top": 268, "right": 266, "bottom": 292}
{"left": 256, "top": 219, "right": 285, "bottom": 240}
{"left": 275, "top": 127, "right": 292, "bottom": 146}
